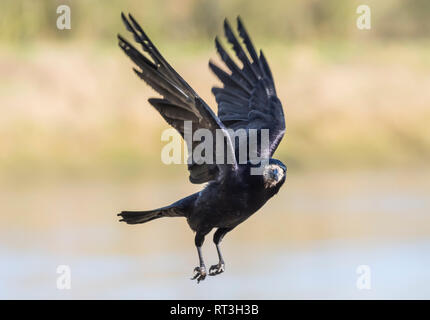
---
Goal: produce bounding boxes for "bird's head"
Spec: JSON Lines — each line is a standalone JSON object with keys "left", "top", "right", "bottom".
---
{"left": 262, "top": 159, "right": 287, "bottom": 189}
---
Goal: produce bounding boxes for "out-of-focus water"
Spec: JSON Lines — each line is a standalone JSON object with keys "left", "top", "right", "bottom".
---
{"left": 0, "top": 169, "right": 429, "bottom": 299}
{"left": 1, "top": 239, "right": 430, "bottom": 299}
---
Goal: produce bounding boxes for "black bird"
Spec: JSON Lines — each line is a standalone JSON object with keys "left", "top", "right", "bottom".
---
{"left": 117, "top": 13, "right": 286, "bottom": 283}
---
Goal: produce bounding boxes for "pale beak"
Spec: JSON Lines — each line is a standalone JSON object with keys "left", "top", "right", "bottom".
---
{"left": 270, "top": 168, "right": 279, "bottom": 181}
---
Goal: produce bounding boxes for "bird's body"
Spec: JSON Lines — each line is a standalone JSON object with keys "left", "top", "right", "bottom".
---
{"left": 188, "top": 161, "right": 285, "bottom": 231}
{"left": 117, "top": 13, "right": 287, "bottom": 282}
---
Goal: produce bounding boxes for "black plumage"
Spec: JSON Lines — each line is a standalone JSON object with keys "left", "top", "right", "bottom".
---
{"left": 117, "top": 13, "right": 287, "bottom": 282}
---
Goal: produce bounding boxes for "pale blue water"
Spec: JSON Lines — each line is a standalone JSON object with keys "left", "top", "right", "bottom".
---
{"left": 1, "top": 238, "right": 429, "bottom": 299}
{"left": 1, "top": 170, "right": 429, "bottom": 299}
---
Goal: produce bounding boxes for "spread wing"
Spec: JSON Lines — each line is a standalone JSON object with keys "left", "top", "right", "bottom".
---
{"left": 118, "top": 13, "right": 237, "bottom": 184}
{"left": 210, "top": 17, "right": 285, "bottom": 159}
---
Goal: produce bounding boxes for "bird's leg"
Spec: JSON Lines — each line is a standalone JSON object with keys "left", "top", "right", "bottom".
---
{"left": 209, "top": 227, "right": 232, "bottom": 276}
{"left": 191, "top": 232, "right": 208, "bottom": 283}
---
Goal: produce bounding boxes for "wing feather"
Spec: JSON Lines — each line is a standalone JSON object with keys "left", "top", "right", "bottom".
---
{"left": 119, "top": 13, "right": 237, "bottom": 184}
{"left": 211, "top": 17, "right": 285, "bottom": 158}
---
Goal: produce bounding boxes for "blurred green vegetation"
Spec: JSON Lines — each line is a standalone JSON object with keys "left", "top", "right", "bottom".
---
{"left": 0, "top": 0, "right": 430, "bottom": 183}
{"left": 1, "top": 0, "right": 430, "bottom": 46}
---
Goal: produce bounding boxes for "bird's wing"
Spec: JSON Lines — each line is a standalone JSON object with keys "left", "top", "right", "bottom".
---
{"left": 118, "top": 13, "right": 237, "bottom": 184}
{"left": 210, "top": 17, "right": 285, "bottom": 159}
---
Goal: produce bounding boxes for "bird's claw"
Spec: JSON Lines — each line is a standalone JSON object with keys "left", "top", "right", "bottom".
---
{"left": 191, "top": 266, "right": 206, "bottom": 283}
{"left": 209, "top": 263, "right": 225, "bottom": 276}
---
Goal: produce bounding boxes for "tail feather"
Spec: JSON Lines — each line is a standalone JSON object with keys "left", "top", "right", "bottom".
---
{"left": 118, "top": 192, "right": 198, "bottom": 225}
{"left": 118, "top": 206, "right": 181, "bottom": 225}
{"left": 118, "top": 209, "right": 162, "bottom": 225}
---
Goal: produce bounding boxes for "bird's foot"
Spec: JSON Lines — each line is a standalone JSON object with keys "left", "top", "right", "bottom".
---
{"left": 191, "top": 266, "right": 206, "bottom": 283}
{"left": 209, "top": 262, "right": 225, "bottom": 276}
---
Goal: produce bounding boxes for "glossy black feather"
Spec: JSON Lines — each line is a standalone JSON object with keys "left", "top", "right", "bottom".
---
{"left": 211, "top": 18, "right": 285, "bottom": 159}
{"left": 119, "top": 13, "right": 237, "bottom": 184}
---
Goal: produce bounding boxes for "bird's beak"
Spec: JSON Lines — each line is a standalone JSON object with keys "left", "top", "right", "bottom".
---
{"left": 270, "top": 169, "right": 279, "bottom": 181}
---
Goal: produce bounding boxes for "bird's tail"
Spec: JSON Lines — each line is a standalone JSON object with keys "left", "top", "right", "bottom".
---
{"left": 118, "top": 207, "right": 176, "bottom": 225}
{"left": 118, "top": 193, "right": 197, "bottom": 225}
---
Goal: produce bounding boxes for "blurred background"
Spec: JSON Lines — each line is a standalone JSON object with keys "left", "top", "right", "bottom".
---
{"left": 1, "top": 0, "right": 430, "bottom": 299}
